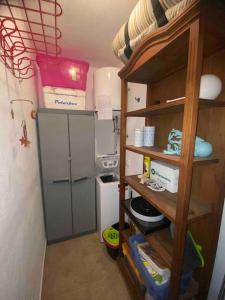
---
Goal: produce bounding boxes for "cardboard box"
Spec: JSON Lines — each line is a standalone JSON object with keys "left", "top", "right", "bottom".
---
{"left": 150, "top": 160, "right": 179, "bottom": 193}
{"left": 43, "top": 86, "right": 86, "bottom": 110}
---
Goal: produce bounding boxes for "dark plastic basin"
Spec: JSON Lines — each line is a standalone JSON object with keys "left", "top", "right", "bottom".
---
{"left": 100, "top": 175, "right": 118, "bottom": 183}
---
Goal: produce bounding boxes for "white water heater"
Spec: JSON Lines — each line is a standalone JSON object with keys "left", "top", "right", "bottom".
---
{"left": 94, "top": 67, "right": 121, "bottom": 110}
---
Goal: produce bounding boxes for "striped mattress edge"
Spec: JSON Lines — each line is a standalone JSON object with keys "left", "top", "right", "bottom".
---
{"left": 112, "top": 0, "right": 195, "bottom": 64}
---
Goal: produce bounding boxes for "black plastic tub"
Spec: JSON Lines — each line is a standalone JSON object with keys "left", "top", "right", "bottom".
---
{"left": 103, "top": 222, "right": 130, "bottom": 260}
{"left": 100, "top": 174, "right": 118, "bottom": 183}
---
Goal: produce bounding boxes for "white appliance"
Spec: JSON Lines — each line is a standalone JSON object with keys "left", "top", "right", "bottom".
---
{"left": 95, "top": 111, "right": 120, "bottom": 156}
{"left": 43, "top": 86, "right": 86, "bottom": 110}
{"left": 94, "top": 67, "right": 121, "bottom": 111}
{"left": 96, "top": 155, "right": 130, "bottom": 242}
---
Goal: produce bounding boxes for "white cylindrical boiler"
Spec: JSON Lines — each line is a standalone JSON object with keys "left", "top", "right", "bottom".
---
{"left": 94, "top": 67, "right": 121, "bottom": 110}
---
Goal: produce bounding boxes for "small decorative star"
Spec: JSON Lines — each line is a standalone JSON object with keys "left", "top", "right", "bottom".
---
{"left": 19, "top": 136, "right": 31, "bottom": 147}
{"left": 24, "top": 139, "right": 31, "bottom": 147}
{"left": 19, "top": 136, "right": 26, "bottom": 145}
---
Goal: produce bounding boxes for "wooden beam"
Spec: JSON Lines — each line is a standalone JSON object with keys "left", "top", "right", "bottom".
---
{"left": 168, "top": 18, "right": 204, "bottom": 299}
{"left": 119, "top": 79, "right": 128, "bottom": 254}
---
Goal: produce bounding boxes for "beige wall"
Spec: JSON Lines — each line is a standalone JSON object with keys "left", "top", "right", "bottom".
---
{"left": 0, "top": 62, "right": 46, "bottom": 300}
{"left": 85, "top": 66, "right": 97, "bottom": 111}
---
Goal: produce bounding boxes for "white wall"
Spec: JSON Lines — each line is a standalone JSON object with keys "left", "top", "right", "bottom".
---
{"left": 208, "top": 204, "right": 225, "bottom": 300}
{"left": 126, "top": 83, "right": 146, "bottom": 176}
{"left": 0, "top": 62, "right": 46, "bottom": 300}
{"left": 85, "top": 66, "right": 97, "bottom": 110}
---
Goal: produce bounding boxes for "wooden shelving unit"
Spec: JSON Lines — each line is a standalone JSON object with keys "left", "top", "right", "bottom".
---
{"left": 118, "top": 1, "right": 225, "bottom": 300}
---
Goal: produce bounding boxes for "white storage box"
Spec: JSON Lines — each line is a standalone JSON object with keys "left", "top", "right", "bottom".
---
{"left": 150, "top": 160, "right": 179, "bottom": 193}
{"left": 43, "top": 86, "right": 86, "bottom": 110}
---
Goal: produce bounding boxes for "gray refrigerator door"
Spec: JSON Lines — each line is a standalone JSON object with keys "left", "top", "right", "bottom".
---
{"left": 72, "top": 177, "right": 96, "bottom": 235}
{"left": 69, "top": 114, "right": 96, "bottom": 234}
{"left": 38, "top": 113, "right": 73, "bottom": 241}
{"left": 69, "top": 114, "right": 95, "bottom": 179}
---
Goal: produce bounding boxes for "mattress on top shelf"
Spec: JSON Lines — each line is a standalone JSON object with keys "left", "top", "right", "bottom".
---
{"left": 112, "top": 0, "right": 195, "bottom": 64}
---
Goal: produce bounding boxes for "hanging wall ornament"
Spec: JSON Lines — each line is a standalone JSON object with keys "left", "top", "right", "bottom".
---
{"left": 19, "top": 120, "right": 31, "bottom": 148}
{"left": 11, "top": 108, "right": 14, "bottom": 119}
{"left": 10, "top": 99, "right": 34, "bottom": 120}
{"left": 31, "top": 109, "right": 37, "bottom": 120}
{"left": 4, "top": 57, "right": 15, "bottom": 120}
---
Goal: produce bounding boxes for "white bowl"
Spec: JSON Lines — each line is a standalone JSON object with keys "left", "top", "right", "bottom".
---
{"left": 200, "top": 74, "right": 222, "bottom": 100}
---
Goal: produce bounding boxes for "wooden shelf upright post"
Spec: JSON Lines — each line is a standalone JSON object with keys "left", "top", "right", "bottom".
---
{"left": 119, "top": 79, "right": 128, "bottom": 254}
{"left": 168, "top": 19, "right": 204, "bottom": 299}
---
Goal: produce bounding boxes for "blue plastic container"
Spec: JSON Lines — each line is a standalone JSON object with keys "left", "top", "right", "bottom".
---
{"left": 129, "top": 234, "right": 192, "bottom": 300}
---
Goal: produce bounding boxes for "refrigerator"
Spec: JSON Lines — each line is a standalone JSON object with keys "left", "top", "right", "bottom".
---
{"left": 37, "top": 108, "right": 96, "bottom": 243}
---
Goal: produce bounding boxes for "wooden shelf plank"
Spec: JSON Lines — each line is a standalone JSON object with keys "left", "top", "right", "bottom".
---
{"left": 125, "top": 99, "right": 185, "bottom": 117}
{"left": 199, "top": 99, "right": 225, "bottom": 108}
{"left": 125, "top": 175, "right": 211, "bottom": 224}
{"left": 125, "top": 145, "right": 181, "bottom": 165}
{"left": 125, "top": 145, "right": 219, "bottom": 166}
{"left": 125, "top": 99, "right": 225, "bottom": 117}
{"left": 193, "top": 155, "right": 219, "bottom": 166}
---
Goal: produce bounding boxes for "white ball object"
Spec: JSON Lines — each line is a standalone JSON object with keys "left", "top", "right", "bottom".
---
{"left": 200, "top": 74, "right": 222, "bottom": 100}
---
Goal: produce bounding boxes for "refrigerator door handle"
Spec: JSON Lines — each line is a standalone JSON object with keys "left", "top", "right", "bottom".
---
{"left": 52, "top": 178, "right": 70, "bottom": 183}
{"left": 73, "top": 176, "right": 88, "bottom": 183}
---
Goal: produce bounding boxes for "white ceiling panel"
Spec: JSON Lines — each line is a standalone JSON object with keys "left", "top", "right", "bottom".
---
{"left": 58, "top": 0, "right": 138, "bottom": 67}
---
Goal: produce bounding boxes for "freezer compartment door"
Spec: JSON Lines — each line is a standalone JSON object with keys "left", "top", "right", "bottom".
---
{"left": 43, "top": 181, "right": 73, "bottom": 242}
{"left": 72, "top": 177, "right": 96, "bottom": 235}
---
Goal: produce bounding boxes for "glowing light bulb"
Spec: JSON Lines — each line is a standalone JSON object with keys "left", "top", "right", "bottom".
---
{"left": 69, "top": 67, "right": 78, "bottom": 81}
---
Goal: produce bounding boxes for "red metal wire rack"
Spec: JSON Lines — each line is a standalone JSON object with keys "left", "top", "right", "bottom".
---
{"left": 0, "top": 0, "right": 62, "bottom": 79}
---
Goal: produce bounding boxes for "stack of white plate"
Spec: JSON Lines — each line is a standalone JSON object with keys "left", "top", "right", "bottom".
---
{"left": 134, "top": 128, "right": 144, "bottom": 147}
{"left": 144, "top": 126, "right": 155, "bottom": 147}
